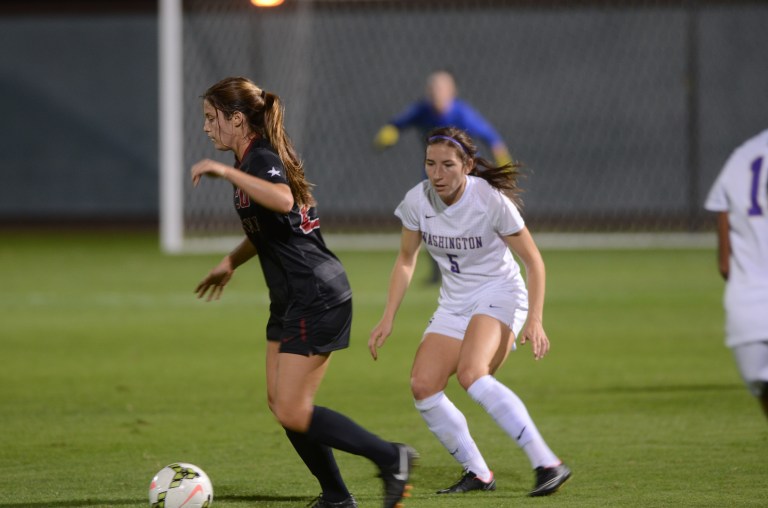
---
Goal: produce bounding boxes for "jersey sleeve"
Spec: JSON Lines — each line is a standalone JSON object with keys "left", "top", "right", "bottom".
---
{"left": 394, "top": 184, "right": 422, "bottom": 231}
{"left": 704, "top": 171, "right": 729, "bottom": 212}
{"left": 248, "top": 148, "right": 289, "bottom": 185}
{"left": 705, "top": 150, "right": 738, "bottom": 213}
{"left": 390, "top": 101, "right": 429, "bottom": 131}
{"left": 487, "top": 187, "right": 525, "bottom": 236}
{"left": 455, "top": 100, "right": 503, "bottom": 148}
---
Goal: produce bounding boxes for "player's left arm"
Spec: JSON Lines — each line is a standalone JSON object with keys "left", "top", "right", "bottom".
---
{"left": 191, "top": 158, "right": 294, "bottom": 214}
{"left": 195, "top": 237, "right": 258, "bottom": 302}
{"left": 715, "top": 211, "right": 730, "bottom": 280}
{"left": 504, "top": 227, "right": 550, "bottom": 360}
{"left": 491, "top": 142, "right": 513, "bottom": 167}
{"left": 459, "top": 102, "right": 511, "bottom": 166}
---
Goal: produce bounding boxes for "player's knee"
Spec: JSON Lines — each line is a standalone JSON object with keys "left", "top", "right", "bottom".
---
{"left": 409, "top": 376, "right": 433, "bottom": 400}
{"left": 272, "top": 401, "right": 311, "bottom": 432}
{"left": 456, "top": 366, "right": 488, "bottom": 391}
{"left": 410, "top": 372, "right": 444, "bottom": 401}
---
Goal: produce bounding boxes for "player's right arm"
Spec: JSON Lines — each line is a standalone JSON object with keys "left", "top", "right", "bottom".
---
{"left": 457, "top": 101, "right": 512, "bottom": 166}
{"left": 373, "top": 101, "right": 427, "bottom": 150}
{"left": 195, "top": 237, "right": 258, "bottom": 301}
{"left": 715, "top": 211, "right": 730, "bottom": 280}
{"left": 368, "top": 227, "right": 422, "bottom": 360}
{"left": 191, "top": 158, "right": 294, "bottom": 214}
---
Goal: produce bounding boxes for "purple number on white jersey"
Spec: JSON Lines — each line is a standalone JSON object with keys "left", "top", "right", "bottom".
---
{"left": 748, "top": 156, "right": 764, "bottom": 216}
{"left": 447, "top": 254, "right": 461, "bottom": 273}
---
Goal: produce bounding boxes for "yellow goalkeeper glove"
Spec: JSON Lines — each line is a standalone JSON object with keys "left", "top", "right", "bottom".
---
{"left": 493, "top": 147, "right": 512, "bottom": 168}
{"left": 374, "top": 124, "right": 399, "bottom": 149}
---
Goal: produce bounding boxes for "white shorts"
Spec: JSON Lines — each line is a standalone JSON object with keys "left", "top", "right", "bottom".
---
{"left": 731, "top": 341, "right": 768, "bottom": 397}
{"left": 424, "top": 289, "right": 528, "bottom": 344}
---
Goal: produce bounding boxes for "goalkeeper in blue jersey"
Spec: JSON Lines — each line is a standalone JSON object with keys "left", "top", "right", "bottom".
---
{"left": 374, "top": 70, "right": 513, "bottom": 284}
{"left": 374, "top": 70, "right": 512, "bottom": 167}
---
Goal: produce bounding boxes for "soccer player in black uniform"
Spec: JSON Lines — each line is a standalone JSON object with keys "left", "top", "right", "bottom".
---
{"left": 190, "top": 76, "right": 417, "bottom": 508}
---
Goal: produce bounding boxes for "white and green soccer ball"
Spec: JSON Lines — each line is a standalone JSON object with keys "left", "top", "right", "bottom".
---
{"left": 149, "top": 463, "right": 213, "bottom": 508}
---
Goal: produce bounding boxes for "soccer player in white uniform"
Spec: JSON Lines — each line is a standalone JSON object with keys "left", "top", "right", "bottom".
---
{"left": 705, "top": 128, "right": 768, "bottom": 419}
{"left": 369, "top": 127, "right": 571, "bottom": 497}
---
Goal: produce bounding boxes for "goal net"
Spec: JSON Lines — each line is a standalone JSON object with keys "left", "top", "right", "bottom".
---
{"left": 160, "top": 0, "right": 767, "bottom": 252}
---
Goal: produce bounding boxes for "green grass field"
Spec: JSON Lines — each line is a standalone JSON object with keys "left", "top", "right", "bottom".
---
{"left": 1, "top": 231, "right": 766, "bottom": 508}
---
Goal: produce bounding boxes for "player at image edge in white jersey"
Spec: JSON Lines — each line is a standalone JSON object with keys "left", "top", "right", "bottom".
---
{"left": 705, "top": 128, "right": 768, "bottom": 420}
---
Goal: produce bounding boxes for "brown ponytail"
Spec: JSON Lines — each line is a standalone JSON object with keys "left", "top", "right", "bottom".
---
{"left": 203, "top": 77, "right": 314, "bottom": 207}
{"left": 261, "top": 92, "right": 314, "bottom": 206}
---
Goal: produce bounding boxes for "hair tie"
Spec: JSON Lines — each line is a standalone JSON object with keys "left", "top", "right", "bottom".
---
{"left": 260, "top": 89, "right": 267, "bottom": 100}
{"left": 428, "top": 135, "right": 467, "bottom": 155}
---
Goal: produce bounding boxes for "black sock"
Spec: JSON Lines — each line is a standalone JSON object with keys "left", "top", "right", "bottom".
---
{"left": 284, "top": 427, "right": 350, "bottom": 503}
{"left": 305, "top": 406, "right": 398, "bottom": 468}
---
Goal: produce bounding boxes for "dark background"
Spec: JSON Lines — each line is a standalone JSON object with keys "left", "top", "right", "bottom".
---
{"left": 2, "top": 0, "right": 766, "bottom": 232}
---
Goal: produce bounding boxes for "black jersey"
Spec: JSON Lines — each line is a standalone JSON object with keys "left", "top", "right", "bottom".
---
{"left": 233, "top": 138, "right": 352, "bottom": 319}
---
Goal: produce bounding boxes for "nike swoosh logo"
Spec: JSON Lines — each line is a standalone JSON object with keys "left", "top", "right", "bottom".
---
{"left": 536, "top": 475, "right": 564, "bottom": 492}
{"left": 449, "top": 448, "right": 459, "bottom": 456}
{"left": 425, "top": 215, "right": 436, "bottom": 219}
{"left": 489, "top": 304, "right": 501, "bottom": 309}
{"left": 179, "top": 484, "right": 204, "bottom": 507}
{"left": 516, "top": 426, "right": 526, "bottom": 441}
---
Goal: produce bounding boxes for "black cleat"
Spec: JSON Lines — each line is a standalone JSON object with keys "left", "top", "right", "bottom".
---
{"left": 529, "top": 463, "right": 571, "bottom": 497}
{"left": 307, "top": 494, "right": 358, "bottom": 508}
{"left": 378, "top": 443, "right": 418, "bottom": 508}
{"left": 436, "top": 470, "right": 496, "bottom": 494}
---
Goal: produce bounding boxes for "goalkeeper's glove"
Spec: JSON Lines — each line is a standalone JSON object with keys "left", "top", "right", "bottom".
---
{"left": 493, "top": 147, "right": 513, "bottom": 168}
{"left": 374, "top": 124, "right": 399, "bottom": 149}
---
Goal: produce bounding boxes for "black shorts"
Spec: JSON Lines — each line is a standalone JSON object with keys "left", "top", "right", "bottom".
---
{"left": 266, "top": 299, "right": 352, "bottom": 356}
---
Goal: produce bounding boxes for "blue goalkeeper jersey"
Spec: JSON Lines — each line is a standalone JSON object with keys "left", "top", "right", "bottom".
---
{"left": 390, "top": 98, "right": 504, "bottom": 149}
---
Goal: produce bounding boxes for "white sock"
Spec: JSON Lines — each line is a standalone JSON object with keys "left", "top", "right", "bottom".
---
{"left": 467, "top": 375, "right": 559, "bottom": 469}
{"left": 414, "top": 392, "right": 492, "bottom": 480}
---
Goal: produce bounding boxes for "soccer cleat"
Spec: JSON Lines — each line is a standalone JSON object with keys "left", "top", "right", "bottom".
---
{"left": 436, "top": 470, "right": 496, "bottom": 494}
{"left": 378, "top": 443, "right": 418, "bottom": 508}
{"left": 307, "top": 494, "right": 358, "bottom": 508}
{"left": 529, "top": 463, "right": 571, "bottom": 497}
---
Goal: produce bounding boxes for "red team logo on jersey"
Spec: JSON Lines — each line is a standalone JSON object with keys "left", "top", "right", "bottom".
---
{"left": 235, "top": 189, "right": 318, "bottom": 234}
{"left": 299, "top": 205, "right": 320, "bottom": 234}
{"left": 234, "top": 188, "right": 250, "bottom": 209}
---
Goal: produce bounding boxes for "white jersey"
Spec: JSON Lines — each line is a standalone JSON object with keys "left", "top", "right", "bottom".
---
{"left": 395, "top": 175, "right": 527, "bottom": 314}
{"left": 705, "top": 128, "right": 768, "bottom": 346}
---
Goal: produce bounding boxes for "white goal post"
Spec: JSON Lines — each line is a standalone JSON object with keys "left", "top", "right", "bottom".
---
{"left": 159, "top": 0, "right": 184, "bottom": 253}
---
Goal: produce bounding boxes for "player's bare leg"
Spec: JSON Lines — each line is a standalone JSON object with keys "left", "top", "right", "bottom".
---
{"left": 455, "top": 314, "right": 510, "bottom": 390}
{"left": 410, "top": 334, "right": 459, "bottom": 400}
{"left": 412, "top": 334, "right": 495, "bottom": 493}
{"left": 269, "top": 345, "right": 416, "bottom": 508}
{"left": 268, "top": 344, "right": 330, "bottom": 431}
{"left": 266, "top": 344, "right": 357, "bottom": 507}
{"left": 461, "top": 314, "right": 570, "bottom": 497}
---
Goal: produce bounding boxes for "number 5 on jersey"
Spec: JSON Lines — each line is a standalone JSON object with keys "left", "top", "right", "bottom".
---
{"left": 447, "top": 253, "right": 461, "bottom": 273}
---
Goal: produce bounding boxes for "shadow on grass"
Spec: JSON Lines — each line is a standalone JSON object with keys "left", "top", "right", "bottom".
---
{"left": 0, "top": 494, "right": 308, "bottom": 508}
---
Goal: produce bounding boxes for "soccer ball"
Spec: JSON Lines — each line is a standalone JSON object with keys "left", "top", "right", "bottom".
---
{"left": 148, "top": 463, "right": 213, "bottom": 508}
